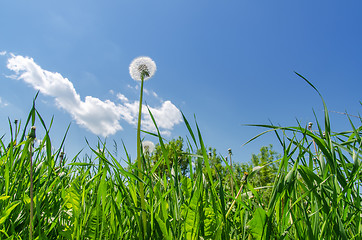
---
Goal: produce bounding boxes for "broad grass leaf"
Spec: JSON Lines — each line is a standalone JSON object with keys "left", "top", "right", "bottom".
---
{"left": 204, "top": 206, "right": 218, "bottom": 239}
{"left": 184, "top": 185, "right": 201, "bottom": 239}
{"left": 155, "top": 215, "right": 171, "bottom": 240}
{"left": 64, "top": 181, "right": 81, "bottom": 217}
{"left": 247, "top": 208, "right": 268, "bottom": 240}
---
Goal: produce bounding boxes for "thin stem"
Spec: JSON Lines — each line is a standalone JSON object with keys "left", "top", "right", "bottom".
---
{"left": 27, "top": 126, "right": 36, "bottom": 240}
{"left": 229, "top": 151, "right": 234, "bottom": 197}
{"left": 29, "top": 143, "right": 34, "bottom": 240}
{"left": 226, "top": 181, "right": 244, "bottom": 219}
{"left": 137, "top": 75, "right": 147, "bottom": 238}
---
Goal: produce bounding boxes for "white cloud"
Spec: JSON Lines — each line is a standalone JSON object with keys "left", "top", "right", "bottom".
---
{"left": 143, "top": 88, "right": 159, "bottom": 99}
{"left": 0, "top": 51, "right": 6, "bottom": 56}
{"left": 0, "top": 97, "right": 8, "bottom": 107}
{"left": 143, "top": 101, "right": 183, "bottom": 135}
{"left": 7, "top": 55, "right": 123, "bottom": 136}
{"left": 6, "top": 54, "right": 182, "bottom": 137}
{"left": 119, "top": 100, "right": 182, "bottom": 136}
{"left": 116, "top": 93, "right": 129, "bottom": 102}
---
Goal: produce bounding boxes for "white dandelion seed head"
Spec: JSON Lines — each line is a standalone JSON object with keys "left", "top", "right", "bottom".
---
{"left": 129, "top": 56, "right": 157, "bottom": 81}
{"left": 252, "top": 166, "right": 263, "bottom": 172}
{"left": 142, "top": 140, "right": 155, "bottom": 154}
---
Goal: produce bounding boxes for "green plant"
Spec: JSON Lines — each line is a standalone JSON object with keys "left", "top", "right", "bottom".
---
{"left": 243, "top": 73, "right": 362, "bottom": 239}
{"left": 0, "top": 72, "right": 360, "bottom": 239}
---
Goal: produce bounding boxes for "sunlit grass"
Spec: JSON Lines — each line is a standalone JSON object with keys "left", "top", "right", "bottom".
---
{"left": 0, "top": 74, "right": 361, "bottom": 239}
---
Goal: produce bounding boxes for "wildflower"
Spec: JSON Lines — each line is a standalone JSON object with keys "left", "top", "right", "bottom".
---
{"left": 241, "top": 172, "right": 249, "bottom": 184}
{"left": 129, "top": 56, "right": 157, "bottom": 234}
{"left": 252, "top": 166, "right": 262, "bottom": 172}
{"left": 28, "top": 126, "right": 36, "bottom": 140}
{"left": 129, "top": 56, "right": 157, "bottom": 81}
{"left": 142, "top": 140, "right": 155, "bottom": 154}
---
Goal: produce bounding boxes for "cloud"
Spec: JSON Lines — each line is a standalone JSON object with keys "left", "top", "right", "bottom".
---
{"left": 6, "top": 54, "right": 182, "bottom": 137}
{"left": 143, "top": 88, "right": 159, "bottom": 99}
{"left": 0, "top": 97, "right": 8, "bottom": 107}
{"left": 120, "top": 100, "right": 182, "bottom": 136}
{"left": 0, "top": 51, "right": 6, "bottom": 56}
{"left": 7, "top": 55, "right": 123, "bottom": 136}
{"left": 116, "top": 93, "right": 129, "bottom": 102}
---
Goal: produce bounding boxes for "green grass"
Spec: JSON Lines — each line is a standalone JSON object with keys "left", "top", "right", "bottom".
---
{"left": 0, "top": 75, "right": 361, "bottom": 239}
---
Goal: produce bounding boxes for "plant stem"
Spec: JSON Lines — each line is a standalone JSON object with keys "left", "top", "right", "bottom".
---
{"left": 29, "top": 142, "right": 34, "bottom": 240}
{"left": 226, "top": 181, "right": 244, "bottom": 219}
{"left": 137, "top": 75, "right": 147, "bottom": 237}
{"left": 28, "top": 126, "right": 36, "bottom": 240}
{"left": 229, "top": 150, "right": 234, "bottom": 197}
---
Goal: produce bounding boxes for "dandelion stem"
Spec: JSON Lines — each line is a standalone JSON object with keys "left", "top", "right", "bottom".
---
{"left": 226, "top": 182, "right": 244, "bottom": 219}
{"left": 137, "top": 74, "right": 147, "bottom": 238}
{"left": 29, "top": 143, "right": 33, "bottom": 240}
{"left": 28, "top": 126, "right": 36, "bottom": 240}
{"left": 226, "top": 172, "right": 248, "bottom": 219}
{"left": 228, "top": 148, "right": 234, "bottom": 196}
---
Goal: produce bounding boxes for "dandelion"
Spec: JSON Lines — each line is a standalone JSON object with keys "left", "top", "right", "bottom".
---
{"left": 252, "top": 166, "right": 263, "bottom": 172}
{"left": 129, "top": 56, "right": 156, "bottom": 237}
{"left": 129, "top": 56, "right": 157, "bottom": 81}
{"left": 142, "top": 140, "right": 155, "bottom": 154}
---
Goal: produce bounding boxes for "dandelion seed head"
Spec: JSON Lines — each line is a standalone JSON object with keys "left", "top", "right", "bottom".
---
{"left": 129, "top": 56, "right": 156, "bottom": 81}
{"left": 142, "top": 140, "right": 155, "bottom": 154}
{"left": 252, "top": 166, "right": 263, "bottom": 172}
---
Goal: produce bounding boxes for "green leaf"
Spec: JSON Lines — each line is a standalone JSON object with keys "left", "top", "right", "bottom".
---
{"left": 184, "top": 184, "right": 202, "bottom": 239}
{"left": 68, "top": 162, "right": 94, "bottom": 167}
{"left": 155, "top": 215, "right": 171, "bottom": 240}
{"left": 0, "top": 196, "right": 10, "bottom": 201}
{"left": 247, "top": 208, "right": 268, "bottom": 240}
{"left": 0, "top": 201, "right": 21, "bottom": 224}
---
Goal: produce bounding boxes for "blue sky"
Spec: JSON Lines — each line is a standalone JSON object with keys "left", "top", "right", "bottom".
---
{"left": 1, "top": 0, "right": 362, "bottom": 165}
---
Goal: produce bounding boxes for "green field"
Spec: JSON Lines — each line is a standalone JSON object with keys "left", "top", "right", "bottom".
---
{"left": 0, "top": 76, "right": 361, "bottom": 239}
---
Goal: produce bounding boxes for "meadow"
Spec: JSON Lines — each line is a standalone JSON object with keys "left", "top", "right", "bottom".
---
{"left": 0, "top": 73, "right": 361, "bottom": 239}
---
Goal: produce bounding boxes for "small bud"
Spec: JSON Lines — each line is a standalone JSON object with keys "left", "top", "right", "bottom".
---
{"left": 308, "top": 122, "right": 313, "bottom": 130}
{"left": 28, "top": 126, "right": 36, "bottom": 140}
{"left": 241, "top": 172, "right": 248, "bottom": 184}
{"left": 228, "top": 148, "right": 232, "bottom": 155}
